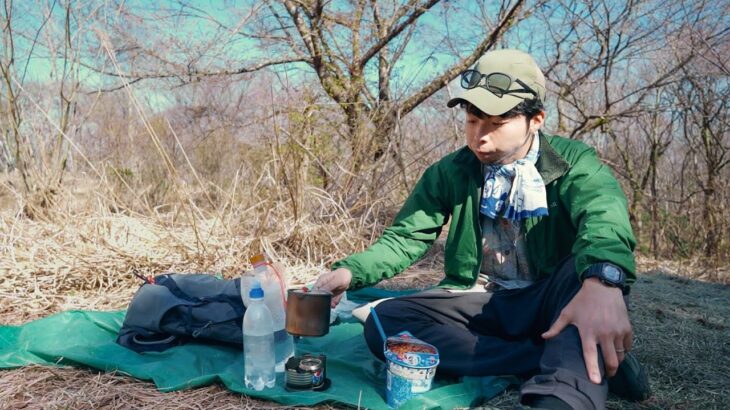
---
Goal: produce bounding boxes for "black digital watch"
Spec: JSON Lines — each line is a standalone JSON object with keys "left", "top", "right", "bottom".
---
{"left": 581, "top": 262, "right": 630, "bottom": 295}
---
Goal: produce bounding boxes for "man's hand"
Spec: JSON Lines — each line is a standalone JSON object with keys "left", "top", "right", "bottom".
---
{"left": 542, "top": 277, "right": 632, "bottom": 384}
{"left": 313, "top": 268, "right": 353, "bottom": 308}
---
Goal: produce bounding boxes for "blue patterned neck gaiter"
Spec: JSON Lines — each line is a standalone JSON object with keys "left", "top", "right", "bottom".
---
{"left": 480, "top": 133, "right": 548, "bottom": 221}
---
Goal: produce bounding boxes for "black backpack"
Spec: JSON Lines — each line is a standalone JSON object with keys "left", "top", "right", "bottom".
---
{"left": 116, "top": 273, "right": 246, "bottom": 353}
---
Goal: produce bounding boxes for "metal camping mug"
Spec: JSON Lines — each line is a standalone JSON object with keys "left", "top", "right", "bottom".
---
{"left": 285, "top": 288, "right": 332, "bottom": 337}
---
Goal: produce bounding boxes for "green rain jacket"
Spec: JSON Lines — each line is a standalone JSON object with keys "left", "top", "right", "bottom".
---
{"left": 332, "top": 132, "right": 637, "bottom": 290}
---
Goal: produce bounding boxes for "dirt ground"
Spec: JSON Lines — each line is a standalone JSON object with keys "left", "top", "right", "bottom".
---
{"left": 2, "top": 255, "right": 728, "bottom": 410}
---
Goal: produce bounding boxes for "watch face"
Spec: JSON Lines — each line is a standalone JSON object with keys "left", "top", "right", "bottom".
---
{"left": 604, "top": 265, "right": 622, "bottom": 282}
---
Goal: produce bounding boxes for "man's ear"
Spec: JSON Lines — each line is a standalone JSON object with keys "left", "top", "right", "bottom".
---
{"left": 530, "top": 110, "right": 546, "bottom": 133}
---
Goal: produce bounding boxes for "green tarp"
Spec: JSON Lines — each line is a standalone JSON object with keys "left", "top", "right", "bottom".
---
{"left": 0, "top": 289, "right": 514, "bottom": 409}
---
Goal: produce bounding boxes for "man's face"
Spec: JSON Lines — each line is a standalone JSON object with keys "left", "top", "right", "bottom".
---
{"left": 465, "top": 107, "right": 545, "bottom": 165}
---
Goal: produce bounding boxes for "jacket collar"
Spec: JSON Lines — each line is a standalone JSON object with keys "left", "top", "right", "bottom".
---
{"left": 453, "top": 131, "right": 570, "bottom": 185}
{"left": 534, "top": 131, "right": 570, "bottom": 185}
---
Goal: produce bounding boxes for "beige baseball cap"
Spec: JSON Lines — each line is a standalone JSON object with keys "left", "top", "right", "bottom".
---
{"left": 447, "top": 49, "right": 546, "bottom": 116}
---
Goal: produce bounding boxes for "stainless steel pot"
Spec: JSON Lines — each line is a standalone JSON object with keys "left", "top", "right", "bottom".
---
{"left": 285, "top": 289, "right": 332, "bottom": 337}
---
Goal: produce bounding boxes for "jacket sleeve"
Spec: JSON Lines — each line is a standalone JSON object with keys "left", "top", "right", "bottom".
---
{"left": 331, "top": 163, "right": 450, "bottom": 290}
{"left": 559, "top": 147, "right": 637, "bottom": 284}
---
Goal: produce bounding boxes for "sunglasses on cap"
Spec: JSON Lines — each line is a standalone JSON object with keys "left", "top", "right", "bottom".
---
{"left": 460, "top": 70, "right": 538, "bottom": 98}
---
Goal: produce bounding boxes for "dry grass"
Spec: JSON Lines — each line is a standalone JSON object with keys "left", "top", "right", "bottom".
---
{"left": 0, "top": 366, "right": 341, "bottom": 410}
{"left": 0, "top": 167, "right": 389, "bottom": 324}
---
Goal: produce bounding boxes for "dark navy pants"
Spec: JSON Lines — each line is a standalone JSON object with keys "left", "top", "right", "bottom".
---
{"left": 364, "top": 258, "right": 611, "bottom": 409}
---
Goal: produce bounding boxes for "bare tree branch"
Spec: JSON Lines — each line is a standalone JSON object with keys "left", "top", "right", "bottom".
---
{"left": 80, "top": 56, "right": 310, "bottom": 86}
{"left": 400, "top": 0, "right": 526, "bottom": 115}
{"left": 357, "top": 0, "right": 440, "bottom": 70}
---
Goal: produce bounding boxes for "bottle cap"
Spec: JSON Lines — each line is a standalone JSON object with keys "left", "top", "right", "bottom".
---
{"left": 249, "top": 280, "right": 264, "bottom": 299}
{"left": 249, "top": 253, "right": 267, "bottom": 267}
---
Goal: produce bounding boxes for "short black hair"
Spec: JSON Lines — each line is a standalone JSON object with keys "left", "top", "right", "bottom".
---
{"left": 461, "top": 98, "right": 544, "bottom": 120}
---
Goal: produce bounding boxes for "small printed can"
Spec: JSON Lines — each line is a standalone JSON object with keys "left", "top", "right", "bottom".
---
{"left": 285, "top": 357, "right": 309, "bottom": 389}
{"left": 285, "top": 355, "right": 328, "bottom": 391}
{"left": 299, "top": 357, "right": 324, "bottom": 388}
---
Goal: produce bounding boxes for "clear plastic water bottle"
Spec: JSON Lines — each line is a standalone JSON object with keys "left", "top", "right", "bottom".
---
{"left": 243, "top": 281, "right": 276, "bottom": 390}
{"left": 243, "top": 254, "right": 294, "bottom": 372}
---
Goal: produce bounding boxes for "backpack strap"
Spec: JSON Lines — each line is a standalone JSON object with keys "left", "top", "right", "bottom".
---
{"left": 156, "top": 274, "right": 245, "bottom": 316}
